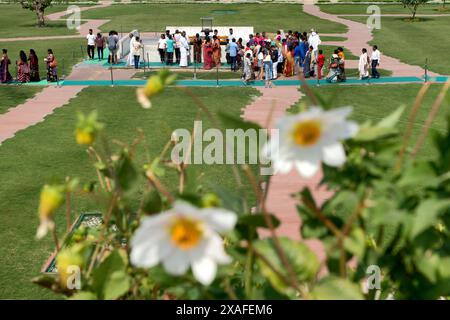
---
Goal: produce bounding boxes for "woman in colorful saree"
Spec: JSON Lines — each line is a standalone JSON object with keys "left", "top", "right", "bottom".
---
{"left": 283, "top": 46, "right": 295, "bottom": 77}
{"left": 193, "top": 33, "right": 202, "bottom": 64}
{"left": 0, "top": 49, "right": 13, "bottom": 83}
{"left": 28, "top": 49, "right": 40, "bottom": 82}
{"left": 212, "top": 35, "right": 221, "bottom": 67}
{"left": 203, "top": 37, "right": 213, "bottom": 70}
{"left": 17, "top": 50, "right": 30, "bottom": 83}
{"left": 45, "top": 49, "right": 58, "bottom": 82}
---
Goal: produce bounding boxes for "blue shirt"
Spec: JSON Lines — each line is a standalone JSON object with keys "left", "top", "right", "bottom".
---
{"left": 166, "top": 39, "right": 174, "bottom": 53}
{"left": 229, "top": 42, "right": 239, "bottom": 57}
{"left": 294, "top": 45, "right": 302, "bottom": 57}
{"left": 300, "top": 42, "right": 308, "bottom": 60}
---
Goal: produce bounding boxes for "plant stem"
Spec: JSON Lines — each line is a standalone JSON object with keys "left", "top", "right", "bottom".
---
{"left": 411, "top": 81, "right": 450, "bottom": 158}
{"left": 52, "top": 227, "right": 60, "bottom": 253}
{"left": 395, "top": 83, "right": 430, "bottom": 170}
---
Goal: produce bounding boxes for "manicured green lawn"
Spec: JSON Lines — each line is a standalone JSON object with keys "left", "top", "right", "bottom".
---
{"left": 320, "top": 36, "right": 347, "bottom": 42}
{"left": 321, "top": 45, "right": 357, "bottom": 60}
{"left": 80, "top": 3, "right": 347, "bottom": 34}
{"left": 0, "top": 86, "right": 258, "bottom": 299}
{"left": 133, "top": 70, "right": 241, "bottom": 80}
{"left": 292, "top": 84, "right": 448, "bottom": 158}
{"left": 0, "top": 86, "right": 41, "bottom": 114}
{"left": 319, "top": 4, "right": 449, "bottom": 15}
{"left": 343, "top": 16, "right": 450, "bottom": 75}
{"left": 0, "top": 38, "right": 86, "bottom": 79}
{"left": 0, "top": 4, "right": 78, "bottom": 38}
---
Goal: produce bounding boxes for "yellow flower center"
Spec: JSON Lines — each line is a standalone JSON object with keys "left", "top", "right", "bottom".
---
{"left": 170, "top": 217, "right": 203, "bottom": 250}
{"left": 291, "top": 120, "right": 322, "bottom": 146}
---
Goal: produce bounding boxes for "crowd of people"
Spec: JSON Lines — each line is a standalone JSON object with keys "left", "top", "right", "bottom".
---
{"left": 1, "top": 48, "right": 58, "bottom": 84}
{"left": 1, "top": 27, "right": 383, "bottom": 85}
{"left": 154, "top": 28, "right": 383, "bottom": 85}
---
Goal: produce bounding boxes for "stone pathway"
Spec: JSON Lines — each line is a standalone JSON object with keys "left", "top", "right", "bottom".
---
{"left": 0, "top": 86, "right": 86, "bottom": 144}
{"left": 242, "top": 86, "right": 330, "bottom": 264}
{"left": 303, "top": 4, "right": 440, "bottom": 77}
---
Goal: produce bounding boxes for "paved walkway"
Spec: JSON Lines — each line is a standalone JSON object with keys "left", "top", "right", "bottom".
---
{"left": 303, "top": 4, "right": 440, "bottom": 77}
{"left": 0, "top": 86, "right": 85, "bottom": 144}
{"left": 242, "top": 86, "right": 330, "bottom": 264}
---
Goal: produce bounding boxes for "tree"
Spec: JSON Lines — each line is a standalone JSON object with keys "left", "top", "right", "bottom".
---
{"left": 400, "top": 0, "right": 430, "bottom": 19}
{"left": 19, "top": 0, "right": 53, "bottom": 27}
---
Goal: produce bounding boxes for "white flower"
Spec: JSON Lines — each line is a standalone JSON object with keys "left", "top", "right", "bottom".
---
{"left": 264, "top": 106, "right": 358, "bottom": 178}
{"left": 130, "top": 201, "right": 237, "bottom": 285}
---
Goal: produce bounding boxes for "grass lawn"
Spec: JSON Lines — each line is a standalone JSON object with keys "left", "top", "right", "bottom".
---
{"left": 0, "top": 4, "right": 78, "bottom": 38}
{"left": 343, "top": 16, "right": 450, "bottom": 75}
{"left": 0, "top": 86, "right": 41, "bottom": 114}
{"left": 133, "top": 70, "right": 241, "bottom": 80}
{"left": 320, "top": 36, "right": 347, "bottom": 42}
{"left": 0, "top": 38, "right": 87, "bottom": 80}
{"left": 291, "top": 84, "right": 448, "bottom": 159}
{"left": 80, "top": 3, "right": 347, "bottom": 34}
{"left": 321, "top": 45, "right": 357, "bottom": 60}
{"left": 0, "top": 86, "right": 258, "bottom": 299}
{"left": 319, "top": 4, "right": 450, "bottom": 15}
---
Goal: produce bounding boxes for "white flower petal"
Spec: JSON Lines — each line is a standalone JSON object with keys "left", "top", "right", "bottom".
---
{"left": 130, "top": 230, "right": 167, "bottom": 268}
{"left": 203, "top": 208, "right": 237, "bottom": 232}
{"left": 206, "top": 234, "right": 232, "bottom": 264}
{"left": 274, "top": 158, "right": 294, "bottom": 174}
{"left": 192, "top": 257, "right": 217, "bottom": 286}
{"left": 295, "top": 158, "right": 320, "bottom": 178}
{"left": 162, "top": 250, "right": 190, "bottom": 275}
{"left": 322, "top": 143, "right": 346, "bottom": 167}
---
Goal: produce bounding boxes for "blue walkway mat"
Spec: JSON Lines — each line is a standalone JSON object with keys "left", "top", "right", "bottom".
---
{"left": 3, "top": 76, "right": 448, "bottom": 88}
{"left": 60, "top": 76, "right": 449, "bottom": 87}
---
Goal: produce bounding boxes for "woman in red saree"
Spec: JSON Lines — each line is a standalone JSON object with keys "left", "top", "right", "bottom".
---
{"left": 28, "top": 49, "right": 40, "bottom": 82}
{"left": 0, "top": 49, "right": 12, "bottom": 83}
{"left": 212, "top": 35, "right": 221, "bottom": 67}
{"left": 284, "top": 46, "right": 295, "bottom": 77}
{"left": 17, "top": 50, "right": 30, "bottom": 83}
{"left": 203, "top": 37, "right": 213, "bottom": 70}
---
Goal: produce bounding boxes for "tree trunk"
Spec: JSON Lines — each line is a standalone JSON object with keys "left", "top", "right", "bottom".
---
{"left": 36, "top": 7, "right": 45, "bottom": 27}
{"left": 412, "top": 4, "right": 418, "bottom": 20}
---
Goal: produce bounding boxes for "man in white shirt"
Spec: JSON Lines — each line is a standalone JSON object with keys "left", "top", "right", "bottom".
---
{"left": 371, "top": 45, "right": 381, "bottom": 78}
{"left": 174, "top": 30, "right": 181, "bottom": 64}
{"left": 86, "top": 29, "right": 96, "bottom": 60}
{"left": 308, "top": 30, "right": 321, "bottom": 60}
{"left": 179, "top": 31, "right": 190, "bottom": 67}
{"left": 228, "top": 28, "right": 234, "bottom": 41}
{"left": 158, "top": 34, "right": 167, "bottom": 63}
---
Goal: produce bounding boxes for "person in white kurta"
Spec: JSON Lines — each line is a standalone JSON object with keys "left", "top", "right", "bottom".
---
{"left": 308, "top": 31, "right": 321, "bottom": 60}
{"left": 358, "top": 48, "right": 370, "bottom": 79}
{"left": 179, "top": 32, "right": 190, "bottom": 67}
{"left": 127, "top": 30, "right": 141, "bottom": 66}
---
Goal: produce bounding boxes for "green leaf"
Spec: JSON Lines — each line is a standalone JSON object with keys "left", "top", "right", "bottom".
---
{"left": 398, "top": 161, "right": 438, "bottom": 188}
{"left": 69, "top": 291, "right": 98, "bottom": 300}
{"left": 377, "top": 105, "right": 406, "bottom": 128}
{"left": 253, "top": 237, "right": 320, "bottom": 295}
{"left": 115, "top": 152, "right": 138, "bottom": 191}
{"left": 353, "top": 124, "right": 398, "bottom": 142}
{"left": 410, "top": 199, "right": 450, "bottom": 239}
{"left": 343, "top": 228, "right": 366, "bottom": 259}
{"left": 218, "top": 111, "right": 262, "bottom": 132}
{"left": 415, "top": 252, "right": 440, "bottom": 283}
{"left": 311, "top": 276, "right": 364, "bottom": 300}
{"left": 92, "top": 250, "right": 130, "bottom": 300}
{"left": 140, "top": 189, "right": 162, "bottom": 215}
{"left": 103, "top": 270, "right": 131, "bottom": 300}
{"left": 238, "top": 213, "right": 280, "bottom": 229}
